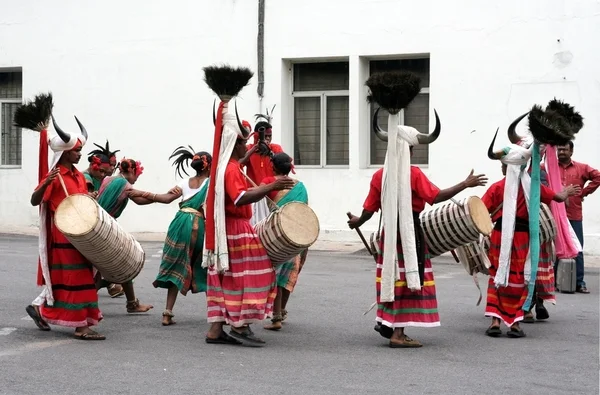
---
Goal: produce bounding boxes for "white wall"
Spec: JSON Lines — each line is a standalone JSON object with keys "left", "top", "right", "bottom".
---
{"left": 1, "top": 0, "right": 599, "bottom": 253}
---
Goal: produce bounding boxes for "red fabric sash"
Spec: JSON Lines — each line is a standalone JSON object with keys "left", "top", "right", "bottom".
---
{"left": 205, "top": 101, "right": 226, "bottom": 251}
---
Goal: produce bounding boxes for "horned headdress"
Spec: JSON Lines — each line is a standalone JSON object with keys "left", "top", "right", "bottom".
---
{"left": 203, "top": 65, "right": 253, "bottom": 273}
{"left": 14, "top": 93, "right": 90, "bottom": 306}
{"left": 366, "top": 71, "right": 441, "bottom": 300}
{"left": 487, "top": 98, "right": 583, "bottom": 310}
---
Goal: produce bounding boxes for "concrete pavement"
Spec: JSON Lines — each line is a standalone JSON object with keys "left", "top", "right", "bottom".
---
{"left": 0, "top": 234, "right": 598, "bottom": 395}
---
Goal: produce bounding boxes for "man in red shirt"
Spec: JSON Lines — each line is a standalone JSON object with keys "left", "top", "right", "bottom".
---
{"left": 557, "top": 141, "right": 600, "bottom": 293}
{"left": 348, "top": 146, "right": 487, "bottom": 348}
{"left": 239, "top": 120, "right": 284, "bottom": 185}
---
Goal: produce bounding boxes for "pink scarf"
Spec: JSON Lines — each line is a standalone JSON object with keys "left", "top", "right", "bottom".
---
{"left": 544, "top": 145, "right": 581, "bottom": 259}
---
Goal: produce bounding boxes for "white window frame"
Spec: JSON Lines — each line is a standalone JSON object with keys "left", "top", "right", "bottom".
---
{"left": 0, "top": 98, "right": 23, "bottom": 169}
{"left": 367, "top": 87, "right": 430, "bottom": 169}
{"left": 292, "top": 89, "right": 350, "bottom": 169}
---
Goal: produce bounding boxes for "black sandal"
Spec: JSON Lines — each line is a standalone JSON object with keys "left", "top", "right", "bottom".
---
{"left": 229, "top": 328, "right": 266, "bottom": 347}
{"left": 205, "top": 331, "right": 242, "bottom": 345}
{"left": 25, "top": 305, "right": 50, "bottom": 331}
{"left": 535, "top": 304, "right": 549, "bottom": 320}
{"left": 485, "top": 326, "right": 502, "bottom": 337}
{"left": 374, "top": 323, "right": 393, "bottom": 339}
{"left": 507, "top": 327, "right": 526, "bottom": 338}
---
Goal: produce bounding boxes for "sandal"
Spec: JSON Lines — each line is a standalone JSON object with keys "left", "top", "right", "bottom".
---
{"left": 535, "top": 304, "right": 549, "bottom": 321}
{"left": 264, "top": 315, "right": 283, "bottom": 331}
{"left": 229, "top": 327, "right": 266, "bottom": 347}
{"left": 126, "top": 299, "right": 154, "bottom": 313}
{"left": 281, "top": 309, "right": 288, "bottom": 322}
{"left": 485, "top": 326, "right": 502, "bottom": 337}
{"left": 507, "top": 326, "right": 526, "bottom": 338}
{"left": 25, "top": 305, "right": 50, "bottom": 331}
{"left": 74, "top": 330, "right": 106, "bottom": 340}
{"left": 162, "top": 310, "right": 176, "bottom": 326}
{"left": 389, "top": 335, "right": 422, "bottom": 348}
{"left": 522, "top": 313, "right": 535, "bottom": 324}
{"left": 107, "top": 283, "right": 125, "bottom": 298}
{"left": 205, "top": 331, "right": 243, "bottom": 345}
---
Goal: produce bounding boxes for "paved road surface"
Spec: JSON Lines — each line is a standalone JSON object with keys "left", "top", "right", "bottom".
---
{"left": 0, "top": 234, "right": 598, "bottom": 395}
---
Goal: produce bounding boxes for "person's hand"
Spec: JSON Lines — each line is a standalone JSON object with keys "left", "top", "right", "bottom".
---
{"left": 564, "top": 184, "right": 582, "bottom": 197}
{"left": 88, "top": 191, "right": 98, "bottom": 199}
{"left": 258, "top": 141, "right": 271, "bottom": 156}
{"left": 44, "top": 168, "right": 60, "bottom": 186}
{"left": 347, "top": 214, "right": 361, "bottom": 229}
{"left": 271, "top": 177, "right": 295, "bottom": 191}
{"left": 464, "top": 169, "right": 488, "bottom": 188}
{"left": 168, "top": 186, "right": 182, "bottom": 196}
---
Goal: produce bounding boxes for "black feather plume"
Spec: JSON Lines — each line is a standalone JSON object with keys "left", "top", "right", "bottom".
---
{"left": 546, "top": 98, "right": 584, "bottom": 134}
{"left": 169, "top": 145, "right": 196, "bottom": 178}
{"left": 88, "top": 140, "right": 120, "bottom": 159}
{"left": 203, "top": 65, "right": 254, "bottom": 100}
{"left": 13, "top": 92, "right": 54, "bottom": 131}
{"left": 254, "top": 104, "right": 276, "bottom": 123}
{"left": 365, "top": 71, "right": 421, "bottom": 113}
{"left": 528, "top": 105, "right": 575, "bottom": 146}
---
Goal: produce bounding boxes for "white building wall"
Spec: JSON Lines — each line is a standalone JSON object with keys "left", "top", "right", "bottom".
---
{"left": 1, "top": 1, "right": 599, "bottom": 253}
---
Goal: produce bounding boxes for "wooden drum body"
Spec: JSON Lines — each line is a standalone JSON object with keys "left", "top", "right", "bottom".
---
{"left": 455, "top": 238, "right": 491, "bottom": 276}
{"left": 420, "top": 196, "right": 493, "bottom": 257}
{"left": 54, "top": 194, "right": 145, "bottom": 283}
{"left": 254, "top": 202, "right": 320, "bottom": 266}
{"left": 539, "top": 203, "right": 557, "bottom": 244}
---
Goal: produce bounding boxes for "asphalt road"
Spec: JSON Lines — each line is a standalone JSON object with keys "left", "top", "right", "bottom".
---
{"left": 0, "top": 234, "right": 598, "bottom": 395}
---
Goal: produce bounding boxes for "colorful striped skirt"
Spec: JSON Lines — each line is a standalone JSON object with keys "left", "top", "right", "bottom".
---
{"left": 206, "top": 217, "right": 276, "bottom": 327}
{"left": 485, "top": 229, "right": 528, "bottom": 327}
{"left": 375, "top": 230, "right": 440, "bottom": 329}
{"left": 153, "top": 211, "right": 207, "bottom": 295}
{"left": 40, "top": 221, "right": 103, "bottom": 328}
{"left": 535, "top": 241, "right": 556, "bottom": 304}
{"left": 275, "top": 249, "right": 308, "bottom": 292}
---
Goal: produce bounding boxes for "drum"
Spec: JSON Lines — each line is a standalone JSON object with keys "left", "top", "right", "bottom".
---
{"left": 254, "top": 202, "right": 320, "bottom": 266}
{"left": 420, "top": 196, "right": 493, "bottom": 257}
{"left": 539, "top": 203, "right": 557, "bottom": 244}
{"left": 54, "top": 194, "right": 145, "bottom": 283}
{"left": 455, "top": 237, "right": 491, "bottom": 276}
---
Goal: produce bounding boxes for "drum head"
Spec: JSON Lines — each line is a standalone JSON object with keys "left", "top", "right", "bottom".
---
{"left": 466, "top": 196, "right": 493, "bottom": 236}
{"left": 277, "top": 202, "right": 320, "bottom": 247}
{"left": 54, "top": 194, "right": 100, "bottom": 237}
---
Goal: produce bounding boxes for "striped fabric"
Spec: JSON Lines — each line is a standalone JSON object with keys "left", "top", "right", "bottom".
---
{"left": 206, "top": 217, "right": 276, "bottom": 327}
{"left": 40, "top": 223, "right": 103, "bottom": 327}
{"left": 535, "top": 241, "right": 556, "bottom": 303}
{"left": 485, "top": 229, "right": 528, "bottom": 327}
{"left": 375, "top": 230, "right": 440, "bottom": 328}
{"left": 282, "top": 249, "right": 308, "bottom": 292}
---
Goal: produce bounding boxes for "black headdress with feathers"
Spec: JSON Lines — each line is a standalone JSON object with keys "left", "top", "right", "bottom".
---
{"left": 13, "top": 93, "right": 54, "bottom": 132}
{"left": 88, "top": 140, "right": 120, "bottom": 163}
{"left": 169, "top": 145, "right": 212, "bottom": 178}
{"left": 254, "top": 104, "right": 276, "bottom": 124}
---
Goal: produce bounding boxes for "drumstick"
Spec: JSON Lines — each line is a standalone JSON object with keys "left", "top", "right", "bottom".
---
{"left": 450, "top": 249, "right": 460, "bottom": 263}
{"left": 346, "top": 212, "right": 373, "bottom": 256}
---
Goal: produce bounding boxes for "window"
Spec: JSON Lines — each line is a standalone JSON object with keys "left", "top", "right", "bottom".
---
{"left": 292, "top": 62, "right": 349, "bottom": 167}
{"left": 369, "top": 58, "right": 430, "bottom": 166}
{"left": 0, "top": 70, "right": 23, "bottom": 167}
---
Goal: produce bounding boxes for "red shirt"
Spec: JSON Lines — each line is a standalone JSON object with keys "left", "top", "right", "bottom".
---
{"left": 558, "top": 160, "right": 600, "bottom": 221}
{"left": 37, "top": 164, "right": 88, "bottom": 212}
{"left": 363, "top": 167, "right": 441, "bottom": 213}
{"left": 224, "top": 159, "right": 252, "bottom": 220}
{"left": 260, "top": 176, "right": 279, "bottom": 201}
{"left": 482, "top": 178, "right": 556, "bottom": 222}
{"left": 244, "top": 143, "right": 283, "bottom": 185}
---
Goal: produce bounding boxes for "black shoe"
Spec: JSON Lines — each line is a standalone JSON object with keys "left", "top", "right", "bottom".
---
{"left": 485, "top": 326, "right": 502, "bottom": 337}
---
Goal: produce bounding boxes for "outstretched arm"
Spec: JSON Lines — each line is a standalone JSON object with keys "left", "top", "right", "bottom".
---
{"left": 553, "top": 185, "right": 581, "bottom": 203}
{"left": 347, "top": 209, "right": 375, "bottom": 229}
{"left": 128, "top": 187, "right": 182, "bottom": 205}
{"left": 238, "top": 145, "right": 259, "bottom": 166}
{"left": 236, "top": 177, "right": 295, "bottom": 206}
{"left": 434, "top": 169, "right": 488, "bottom": 204}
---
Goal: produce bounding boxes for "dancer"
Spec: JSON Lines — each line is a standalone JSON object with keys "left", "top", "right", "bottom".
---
{"left": 153, "top": 147, "right": 212, "bottom": 326}
{"left": 260, "top": 152, "right": 309, "bottom": 330}
{"left": 96, "top": 158, "right": 181, "bottom": 313}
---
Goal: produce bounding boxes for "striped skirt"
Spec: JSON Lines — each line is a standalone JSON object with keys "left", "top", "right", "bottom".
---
{"left": 485, "top": 229, "right": 528, "bottom": 327}
{"left": 535, "top": 241, "right": 556, "bottom": 303}
{"left": 206, "top": 217, "right": 276, "bottom": 327}
{"left": 40, "top": 222, "right": 103, "bottom": 328}
{"left": 376, "top": 230, "right": 440, "bottom": 328}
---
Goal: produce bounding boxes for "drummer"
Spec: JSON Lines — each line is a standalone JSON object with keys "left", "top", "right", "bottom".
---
{"left": 348, "top": 146, "right": 487, "bottom": 348}
{"left": 204, "top": 105, "right": 294, "bottom": 347}
{"left": 26, "top": 117, "right": 105, "bottom": 339}
{"left": 96, "top": 158, "right": 182, "bottom": 314}
{"left": 260, "top": 152, "right": 309, "bottom": 331}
